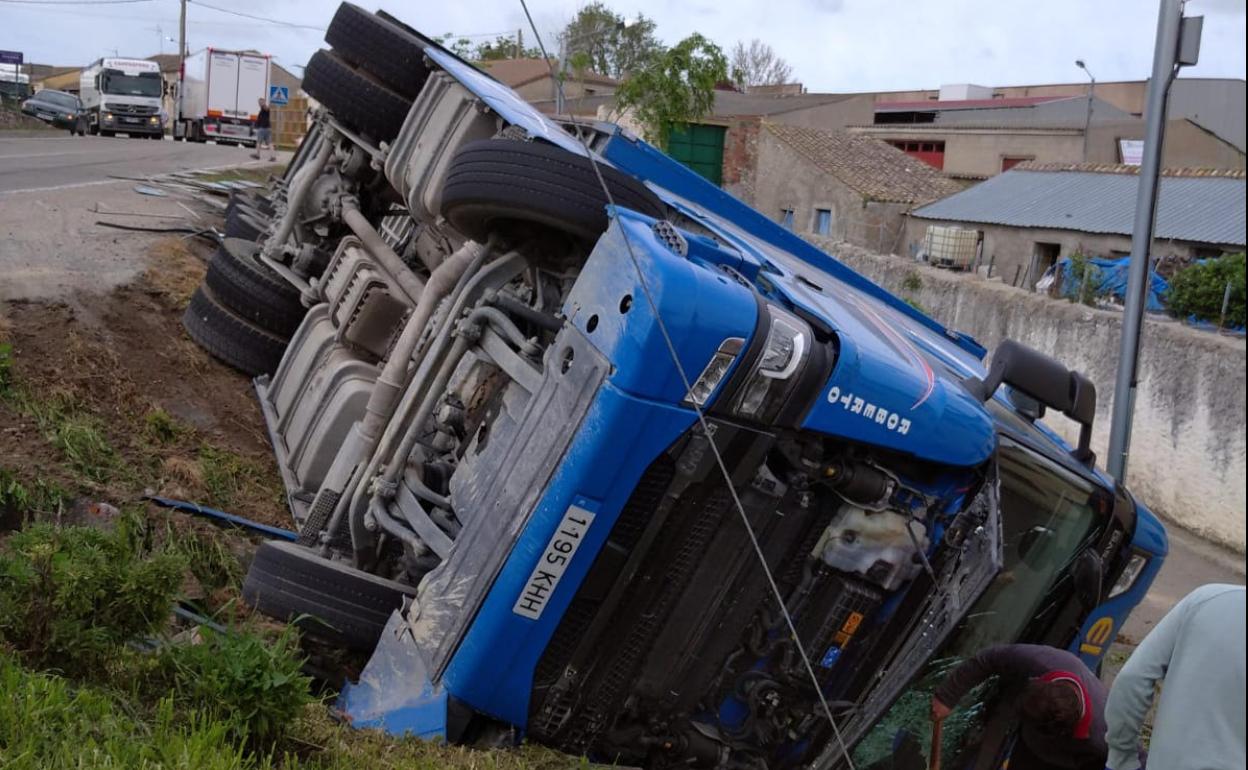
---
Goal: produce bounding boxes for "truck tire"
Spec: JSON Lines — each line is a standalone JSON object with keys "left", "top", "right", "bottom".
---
{"left": 227, "top": 191, "right": 275, "bottom": 218}
{"left": 242, "top": 540, "right": 417, "bottom": 651}
{"left": 301, "top": 49, "right": 411, "bottom": 143}
{"left": 225, "top": 208, "right": 267, "bottom": 242}
{"left": 182, "top": 285, "right": 288, "bottom": 376}
{"left": 440, "top": 139, "right": 666, "bottom": 243}
{"left": 324, "top": 3, "right": 431, "bottom": 100}
{"left": 205, "top": 238, "right": 306, "bottom": 337}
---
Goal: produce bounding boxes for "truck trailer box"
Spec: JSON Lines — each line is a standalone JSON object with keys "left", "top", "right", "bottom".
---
{"left": 178, "top": 48, "right": 271, "bottom": 145}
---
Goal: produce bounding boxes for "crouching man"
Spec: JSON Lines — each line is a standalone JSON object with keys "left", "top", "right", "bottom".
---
{"left": 932, "top": 643, "right": 1107, "bottom": 770}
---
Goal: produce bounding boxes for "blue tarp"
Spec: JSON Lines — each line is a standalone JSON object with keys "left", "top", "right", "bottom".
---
{"left": 1053, "top": 256, "right": 1170, "bottom": 312}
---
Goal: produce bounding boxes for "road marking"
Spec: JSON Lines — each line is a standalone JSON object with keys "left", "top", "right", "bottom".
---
{"left": 0, "top": 150, "right": 105, "bottom": 161}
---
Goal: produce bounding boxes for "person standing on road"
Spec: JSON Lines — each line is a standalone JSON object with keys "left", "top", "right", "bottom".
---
{"left": 251, "top": 98, "right": 276, "bottom": 162}
{"left": 1104, "top": 583, "right": 1246, "bottom": 770}
{"left": 932, "top": 643, "right": 1108, "bottom": 769}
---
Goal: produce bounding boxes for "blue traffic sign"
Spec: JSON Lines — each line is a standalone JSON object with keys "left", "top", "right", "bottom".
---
{"left": 269, "top": 85, "right": 289, "bottom": 106}
{"left": 0, "top": 50, "right": 23, "bottom": 66}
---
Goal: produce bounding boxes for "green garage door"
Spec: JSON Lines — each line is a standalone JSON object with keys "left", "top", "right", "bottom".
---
{"left": 666, "top": 123, "right": 726, "bottom": 186}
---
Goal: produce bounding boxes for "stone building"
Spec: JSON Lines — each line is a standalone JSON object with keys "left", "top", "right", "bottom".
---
{"left": 724, "top": 121, "right": 963, "bottom": 252}
{"left": 904, "top": 163, "right": 1247, "bottom": 288}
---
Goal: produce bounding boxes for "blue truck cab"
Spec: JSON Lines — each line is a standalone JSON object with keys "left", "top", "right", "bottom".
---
{"left": 242, "top": 9, "right": 1166, "bottom": 769}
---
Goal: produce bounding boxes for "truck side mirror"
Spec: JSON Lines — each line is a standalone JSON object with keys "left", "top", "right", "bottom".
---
{"left": 1071, "top": 549, "right": 1104, "bottom": 610}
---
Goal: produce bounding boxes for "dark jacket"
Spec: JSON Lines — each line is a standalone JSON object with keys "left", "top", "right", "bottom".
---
{"left": 256, "top": 106, "right": 270, "bottom": 129}
{"left": 935, "top": 644, "right": 1108, "bottom": 769}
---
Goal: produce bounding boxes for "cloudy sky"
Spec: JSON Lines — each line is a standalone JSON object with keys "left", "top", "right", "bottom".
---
{"left": 2, "top": 0, "right": 1244, "bottom": 92}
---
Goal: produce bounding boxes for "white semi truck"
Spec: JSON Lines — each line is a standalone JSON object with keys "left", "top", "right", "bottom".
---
{"left": 175, "top": 48, "right": 271, "bottom": 146}
{"left": 79, "top": 57, "right": 165, "bottom": 138}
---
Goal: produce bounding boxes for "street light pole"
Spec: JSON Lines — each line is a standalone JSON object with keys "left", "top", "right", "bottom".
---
{"left": 176, "top": 0, "right": 186, "bottom": 137}
{"left": 1075, "top": 59, "right": 1095, "bottom": 162}
{"left": 1105, "top": 0, "right": 1201, "bottom": 482}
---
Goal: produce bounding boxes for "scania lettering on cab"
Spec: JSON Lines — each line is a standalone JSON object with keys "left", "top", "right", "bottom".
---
{"left": 175, "top": 48, "right": 271, "bottom": 146}
{"left": 79, "top": 57, "right": 164, "bottom": 138}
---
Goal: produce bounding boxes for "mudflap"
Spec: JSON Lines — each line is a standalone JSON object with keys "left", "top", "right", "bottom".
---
{"left": 336, "top": 609, "right": 450, "bottom": 740}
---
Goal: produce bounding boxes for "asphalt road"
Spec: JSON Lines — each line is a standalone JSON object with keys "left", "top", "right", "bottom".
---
{"left": 0, "top": 133, "right": 279, "bottom": 194}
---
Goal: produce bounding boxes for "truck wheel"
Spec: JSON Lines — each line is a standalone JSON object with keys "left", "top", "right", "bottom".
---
{"left": 205, "top": 238, "right": 306, "bottom": 337}
{"left": 227, "top": 190, "right": 275, "bottom": 218}
{"left": 182, "top": 285, "right": 288, "bottom": 376}
{"left": 325, "top": 2, "right": 430, "bottom": 100}
{"left": 440, "top": 139, "right": 666, "bottom": 243}
{"left": 225, "top": 208, "right": 267, "bottom": 242}
{"left": 301, "top": 49, "right": 411, "bottom": 143}
{"left": 242, "top": 540, "right": 417, "bottom": 652}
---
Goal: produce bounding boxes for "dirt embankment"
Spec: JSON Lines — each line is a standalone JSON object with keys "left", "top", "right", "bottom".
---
{"left": 0, "top": 235, "right": 288, "bottom": 528}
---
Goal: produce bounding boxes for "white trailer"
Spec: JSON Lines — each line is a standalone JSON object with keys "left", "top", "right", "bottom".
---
{"left": 78, "top": 57, "right": 165, "bottom": 138}
{"left": 176, "top": 48, "right": 271, "bottom": 146}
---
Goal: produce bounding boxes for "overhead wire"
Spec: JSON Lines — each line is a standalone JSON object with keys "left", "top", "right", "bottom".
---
{"left": 516, "top": 2, "right": 860, "bottom": 767}
{"left": 0, "top": 0, "right": 153, "bottom": 4}
{"left": 186, "top": 0, "right": 325, "bottom": 31}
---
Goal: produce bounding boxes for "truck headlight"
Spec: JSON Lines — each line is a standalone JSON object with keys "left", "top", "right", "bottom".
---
{"left": 734, "top": 306, "right": 811, "bottom": 422}
{"left": 1107, "top": 552, "right": 1149, "bottom": 598}
{"left": 104, "top": 113, "right": 114, "bottom": 121}
{"left": 149, "top": 116, "right": 159, "bottom": 124}
{"left": 686, "top": 338, "right": 744, "bottom": 407}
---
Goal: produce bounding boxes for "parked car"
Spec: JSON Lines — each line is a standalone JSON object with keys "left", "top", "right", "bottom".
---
{"left": 181, "top": 5, "right": 1167, "bottom": 768}
{"left": 20, "top": 89, "right": 85, "bottom": 135}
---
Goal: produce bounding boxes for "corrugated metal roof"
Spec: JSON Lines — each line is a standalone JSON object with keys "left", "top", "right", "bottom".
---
{"left": 911, "top": 168, "right": 1246, "bottom": 246}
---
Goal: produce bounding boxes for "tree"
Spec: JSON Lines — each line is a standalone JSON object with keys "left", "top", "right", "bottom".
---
{"left": 729, "top": 39, "right": 794, "bottom": 90}
{"left": 435, "top": 34, "right": 474, "bottom": 59}
{"left": 474, "top": 34, "right": 542, "bottom": 61}
{"left": 614, "top": 33, "right": 729, "bottom": 149}
{"left": 559, "top": 2, "right": 662, "bottom": 79}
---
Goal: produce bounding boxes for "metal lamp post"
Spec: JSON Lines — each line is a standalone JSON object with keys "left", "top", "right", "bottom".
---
{"left": 1105, "top": 0, "right": 1202, "bottom": 483}
{"left": 1075, "top": 59, "right": 1096, "bottom": 162}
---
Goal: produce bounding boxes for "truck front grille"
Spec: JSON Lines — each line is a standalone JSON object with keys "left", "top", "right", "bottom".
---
{"left": 105, "top": 103, "right": 157, "bottom": 116}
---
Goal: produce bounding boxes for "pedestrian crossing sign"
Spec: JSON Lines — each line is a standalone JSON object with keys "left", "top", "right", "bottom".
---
{"left": 269, "top": 86, "right": 289, "bottom": 106}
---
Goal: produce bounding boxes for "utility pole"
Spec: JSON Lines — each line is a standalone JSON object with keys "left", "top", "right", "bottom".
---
{"left": 516, "top": 28, "right": 522, "bottom": 59}
{"left": 1075, "top": 59, "right": 1095, "bottom": 162}
{"left": 176, "top": 0, "right": 187, "bottom": 137}
{"left": 1106, "top": 0, "right": 1202, "bottom": 482}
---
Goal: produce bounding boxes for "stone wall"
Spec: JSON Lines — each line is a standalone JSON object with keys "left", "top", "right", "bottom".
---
{"left": 806, "top": 235, "right": 1248, "bottom": 551}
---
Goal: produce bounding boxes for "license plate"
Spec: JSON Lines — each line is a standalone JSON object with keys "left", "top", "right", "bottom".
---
{"left": 512, "top": 504, "right": 596, "bottom": 620}
{"left": 220, "top": 125, "right": 250, "bottom": 137}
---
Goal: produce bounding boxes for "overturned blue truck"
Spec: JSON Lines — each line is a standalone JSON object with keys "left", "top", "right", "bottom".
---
{"left": 184, "top": 5, "right": 1167, "bottom": 768}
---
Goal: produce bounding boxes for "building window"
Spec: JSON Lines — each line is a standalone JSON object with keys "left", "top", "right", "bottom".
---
{"left": 813, "top": 209, "right": 832, "bottom": 236}
{"left": 887, "top": 139, "right": 946, "bottom": 170}
{"left": 780, "top": 208, "right": 795, "bottom": 229}
{"left": 1001, "top": 156, "right": 1033, "bottom": 172}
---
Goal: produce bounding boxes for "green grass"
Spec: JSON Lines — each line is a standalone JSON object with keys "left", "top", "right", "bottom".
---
{"left": 199, "top": 445, "right": 271, "bottom": 511}
{"left": 0, "top": 656, "right": 269, "bottom": 770}
{"left": 145, "top": 407, "right": 186, "bottom": 444}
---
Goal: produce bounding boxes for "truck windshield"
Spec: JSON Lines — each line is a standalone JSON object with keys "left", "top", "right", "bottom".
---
{"left": 851, "top": 436, "right": 1103, "bottom": 768}
{"left": 102, "top": 71, "right": 162, "bottom": 98}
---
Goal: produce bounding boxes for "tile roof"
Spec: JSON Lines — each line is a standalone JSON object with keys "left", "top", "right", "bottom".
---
{"left": 764, "top": 122, "right": 964, "bottom": 205}
{"left": 911, "top": 166, "right": 1246, "bottom": 245}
